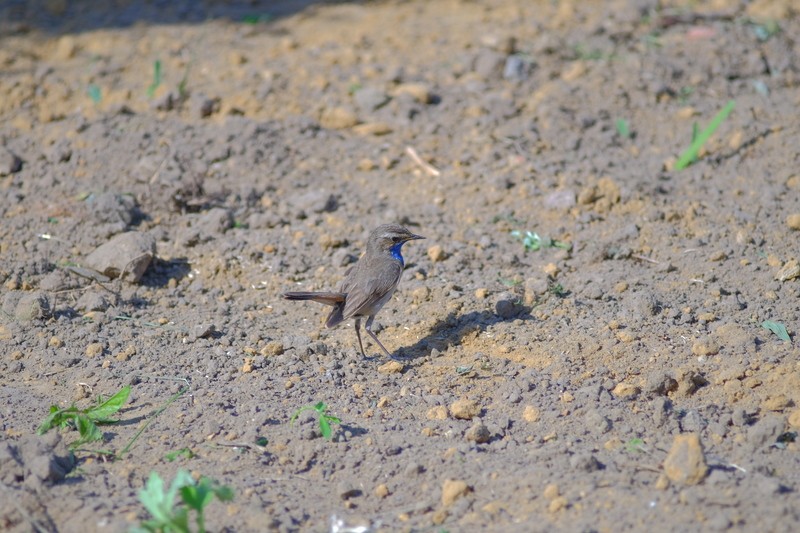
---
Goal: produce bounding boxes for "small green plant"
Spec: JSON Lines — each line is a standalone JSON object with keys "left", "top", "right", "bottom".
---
{"left": 241, "top": 13, "right": 273, "bottom": 24}
{"left": 37, "top": 386, "right": 131, "bottom": 449}
{"left": 674, "top": 100, "right": 735, "bottom": 170}
{"left": 87, "top": 84, "right": 102, "bottom": 103}
{"left": 615, "top": 118, "right": 631, "bottom": 138}
{"left": 498, "top": 276, "right": 522, "bottom": 288}
{"left": 761, "top": 320, "right": 790, "bottom": 343}
{"left": 147, "top": 60, "right": 163, "bottom": 98}
{"left": 510, "top": 230, "right": 571, "bottom": 252}
{"left": 548, "top": 283, "right": 567, "bottom": 298}
{"left": 165, "top": 448, "right": 194, "bottom": 462}
{"left": 132, "top": 470, "right": 234, "bottom": 533}
{"left": 625, "top": 438, "right": 647, "bottom": 453}
{"left": 290, "top": 401, "right": 341, "bottom": 440}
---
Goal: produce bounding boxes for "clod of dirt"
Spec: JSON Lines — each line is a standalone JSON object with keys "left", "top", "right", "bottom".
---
{"left": 583, "top": 409, "right": 612, "bottom": 434}
{"left": 465, "top": 422, "right": 491, "bottom": 443}
{"left": 450, "top": 398, "right": 481, "bottom": 420}
{"left": 786, "top": 213, "right": 800, "bottom": 230}
{"left": 441, "top": 479, "right": 471, "bottom": 506}
{"left": 692, "top": 337, "right": 720, "bottom": 357}
{"left": 83, "top": 231, "right": 156, "bottom": 282}
{"left": 377, "top": 360, "right": 404, "bottom": 374}
{"left": 89, "top": 192, "right": 139, "bottom": 227}
{"left": 75, "top": 291, "right": 110, "bottom": 312}
{"left": 0, "top": 433, "right": 74, "bottom": 490}
{"left": 0, "top": 146, "right": 22, "bottom": 176}
{"left": 427, "top": 245, "right": 447, "bottom": 262}
{"left": 319, "top": 106, "right": 358, "bottom": 130}
{"left": 662, "top": 433, "right": 708, "bottom": 486}
{"left": 13, "top": 292, "right": 50, "bottom": 322}
{"left": 494, "top": 292, "right": 522, "bottom": 319}
{"left": 353, "top": 86, "right": 390, "bottom": 113}
{"left": 747, "top": 415, "right": 786, "bottom": 450}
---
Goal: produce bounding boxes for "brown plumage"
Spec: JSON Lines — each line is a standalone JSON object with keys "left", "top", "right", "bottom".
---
{"left": 283, "top": 224, "right": 424, "bottom": 358}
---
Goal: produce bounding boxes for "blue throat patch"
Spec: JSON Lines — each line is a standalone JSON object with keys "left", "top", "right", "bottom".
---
{"left": 390, "top": 242, "right": 406, "bottom": 265}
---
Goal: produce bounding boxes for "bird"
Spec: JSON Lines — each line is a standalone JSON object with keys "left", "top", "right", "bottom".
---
{"left": 283, "top": 224, "right": 424, "bottom": 359}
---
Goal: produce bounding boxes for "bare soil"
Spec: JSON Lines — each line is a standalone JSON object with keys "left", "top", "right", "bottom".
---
{"left": 1, "top": 1, "right": 800, "bottom": 531}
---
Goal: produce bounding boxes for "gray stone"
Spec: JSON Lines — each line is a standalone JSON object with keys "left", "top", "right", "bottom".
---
{"left": 84, "top": 231, "right": 156, "bottom": 283}
{"left": 0, "top": 146, "right": 22, "bottom": 176}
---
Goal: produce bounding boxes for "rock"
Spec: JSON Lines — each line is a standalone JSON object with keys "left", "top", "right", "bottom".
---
{"left": 747, "top": 415, "right": 785, "bottom": 449}
{"left": 663, "top": 433, "right": 708, "bottom": 485}
{"left": 193, "top": 94, "right": 221, "bottom": 118}
{"left": 523, "top": 405, "right": 541, "bottom": 423}
{"left": 14, "top": 292, "right": 50, "bottom": 321}
{"left": 494, "top": 292, "right": 522, "bottom": 319}
{"left": 786, "top": 214, "right": 800, "bottom": 230}
{"left": 503, "top": 54, "right": 530, "bottom": 81}
{"left": 692, "top": 337, "right": 720, "bottom": 356}
{"left": 89, "top": 192, "right": 138, "bottom": 226}
{"left": 427, "top": 245, "right": 447, "bottom": 262}
{"left": 788, "top": 409, "right": 800, "bottom": 429}
{"left": 584, "top": 409, "right": 611, "bottom": 434}
{"left": 393, "top": 82, "right": 432, "bottom": 104}
{"left": 290, "top": 190, "right": 338, "bottom": 216}
{"left": 260, "top": 341, "right": 284, "bottom": 357}
{"left": 377, "top": 360, "right": 404, "bottom": 374}
{"left": 612, "top": 382, "right": 640, "bottom": 398}
{"left": 544, "top": 189, "right": 576, "bottom": 210}
{"left": 85, "top": 343, "right": 104, "bottom": 357}
{"left": 320, "top": 106, "right": 358, "bottom": 129}
{"left": 450, "top": 399, "right": 481, "bottom": 420}
{"left": 353, "top": 86, "right": 389, "bottom": 112}
{"left": 84, "top": 231, "right": 156, "bottom": 283}
{"left": 441, "top": 479, "right": 471, "bottom": 506}
{"left": 569, "top": 453, "right": 602, "bottom": 472}
{"left": 375, "top": 484, "right": 390, "bottom": 498}
{"left": 473, "top": 49, "right": 506, "bottom": 78}
{"left": 645, "top": 371, "right": 679, "bottom": 395}
{"left": 0, "top": 146, "right": 22, "bottom": 176}
{"left": 543, "top": 483, "right": 560, "bottom": 500}
{"left": 776, "top": 259, "right": 800, "bottom": 282}
{"left": 352, "top": 122, "right": 393, "bottom": 136}
{"left": 427, "top": 406, "right": 448, "bottom": 420}
{"left": 465, "top": 422, "right": 491, "bottom": 444}
{"left": 198, "top": 207, "right": 233, "bottom": 236}
{"left": 75, "top": 291, "right": 109, "bottom": 312}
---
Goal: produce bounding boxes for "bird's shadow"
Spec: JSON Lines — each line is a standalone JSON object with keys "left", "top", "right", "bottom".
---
{"left": 394, "top": 305, "right": 536, "bottom": 361}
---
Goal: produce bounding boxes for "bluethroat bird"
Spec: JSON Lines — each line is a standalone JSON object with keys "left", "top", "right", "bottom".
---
{"left": 283, "top": 224, "right": 424, "bottom": 359}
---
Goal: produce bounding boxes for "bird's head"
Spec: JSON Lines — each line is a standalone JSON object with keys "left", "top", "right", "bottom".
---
{"left": 368, "top": 224, "right": 425, "bottom": 263}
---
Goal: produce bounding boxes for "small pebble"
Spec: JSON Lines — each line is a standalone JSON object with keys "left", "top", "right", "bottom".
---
{"left": 450, "top": 399, "right": 481, "bottom": 420}
{"left": 441, "top": 479, "right": 471, "bottom": 506}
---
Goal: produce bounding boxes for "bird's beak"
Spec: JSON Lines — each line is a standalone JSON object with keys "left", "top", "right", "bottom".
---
{"left": 408, "top": 233, "right": 425, "bottom": 241}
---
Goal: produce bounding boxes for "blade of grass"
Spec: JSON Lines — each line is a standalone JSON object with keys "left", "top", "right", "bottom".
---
{"left": 117, "top": 387, "right": 187, "bottom": 458}
{"left": 674, "top": 100, "right": 735, "bottom": 170}
{"left": 147, "top": 60, "right": 162, "bottom": 98}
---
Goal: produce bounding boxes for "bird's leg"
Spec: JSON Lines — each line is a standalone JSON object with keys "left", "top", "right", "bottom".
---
{"left": 364, "top": 315, "right": 394, "bottom": 359}
{"left": 354, "top": 317, "right": 373, "bottom": 360}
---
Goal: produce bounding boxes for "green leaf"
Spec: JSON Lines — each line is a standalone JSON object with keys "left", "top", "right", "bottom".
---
{"left": 72, "top": 414, "right": 103, "bottom": 445}
{"left": 615, "top": 118, "right": 630, "bottom": 138}
{"left": 87, "top": 84, "right": 102, "bottom": 103}
{"left": 761, "top": 320, "right": 791, "bottom": 342}
{"left": 165, "top": 448, "right": 194, "bottom": 462}
{"left": 146, "top": 60, "right": 162, "bottom": 98}
{"left": 319, "top": 417, "right": 332, "bottom": 440}
{"left": 88, "top": 386, "right": 131, "bottom": 421}
{"left": 675, "top": 100, "right": 735, "bottom": 170}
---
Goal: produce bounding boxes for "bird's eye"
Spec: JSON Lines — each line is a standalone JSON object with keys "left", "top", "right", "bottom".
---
{"left": 392, "top": 236, "right": 402, "bottom": 243}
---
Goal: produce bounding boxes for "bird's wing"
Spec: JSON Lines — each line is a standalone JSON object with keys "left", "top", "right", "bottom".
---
{"left": 341, "top": 260, "right": 403, "bottom": 319}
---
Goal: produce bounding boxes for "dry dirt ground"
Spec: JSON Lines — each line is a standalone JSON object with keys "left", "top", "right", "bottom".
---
{"left": 1, "top": 0, "right": 800, "bottom": 531}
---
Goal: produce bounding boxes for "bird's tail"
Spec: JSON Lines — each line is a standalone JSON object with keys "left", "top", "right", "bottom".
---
{"left": 282, "top": 291, "right": 345, "bottom": 306}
